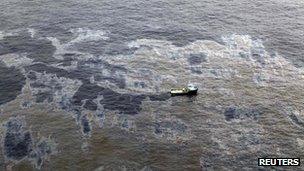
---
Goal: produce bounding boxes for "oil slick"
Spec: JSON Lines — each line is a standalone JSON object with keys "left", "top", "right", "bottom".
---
{"left": 1, "top": 116, "right": 57, "bottom": 169}
{"left": 0, "top": 29, "right": 304, "bottom": 170}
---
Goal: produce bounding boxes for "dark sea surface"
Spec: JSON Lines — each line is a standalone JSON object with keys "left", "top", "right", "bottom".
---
{"left": 0, "top": 0, "right": 304, "bottom": 170}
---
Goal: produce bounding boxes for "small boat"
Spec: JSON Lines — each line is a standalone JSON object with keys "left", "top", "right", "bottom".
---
{"left": 170, "top": 84, "right": 198, "bottom": 96}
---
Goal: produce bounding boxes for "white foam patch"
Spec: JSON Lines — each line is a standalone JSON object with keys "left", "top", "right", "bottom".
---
{"left": 297, "top": 138, "right": 304, "bottom": 149}
{"left": 47, "top": 37, "right": 66, "bottom": 60}
{"left": 293, "top": 109, "right": 304, "bottom": 121}
{"left": 128, "top": 39, "right": 188, "bottom": 60}
{"left": 0, "top": 31, "right": 3, "bottom": 40}
{"left": 70, "top": 28, "right": 109, "bottom": 44}
{"left": 47, "top": 29, "right": 108, "bottom": 60}
{"left": 222, "top": 34, "right": 254, "bottom": 52}
{"left": 0, "top": 53, "right": 33, "bottom": 68}
{"left": 27, "top": 28, "right": 36, "bottom": 38}
{"left": 50, "top": 60, "right": 78, "bottom": 70}
{"left": 0, "top": 30, "right": 16, "bottom": 40}
{"left": 47, "top": 37, "right": 94, "bottom": 60}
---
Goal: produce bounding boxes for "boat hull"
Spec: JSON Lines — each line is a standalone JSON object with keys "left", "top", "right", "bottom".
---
{"left": 170, "top": 89, "right": 197, "bottom": 96}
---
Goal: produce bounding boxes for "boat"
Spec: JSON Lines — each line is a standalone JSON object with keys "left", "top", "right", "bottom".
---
{"left": 170, "top": 84, "right": 198, "bottom": 96}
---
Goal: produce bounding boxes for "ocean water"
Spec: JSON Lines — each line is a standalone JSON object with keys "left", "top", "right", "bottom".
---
{"left": 0, "top": 0, "right": 304, "bottom": 170}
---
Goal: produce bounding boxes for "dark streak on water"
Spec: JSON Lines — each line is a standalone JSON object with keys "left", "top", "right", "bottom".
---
{"left": 0, "top": 33, "right": 57, "bottom": 63}
{"left": 288, "top": 113, "right": 304, "bottom": 128}
{"left": 77, "top": 59, "right": 127, "bottom": 89}
{"left": 26, "top": 71, "right": 37, "bottom": 80}
{"left": 224, "top": 107, "right": 262, "bottom": 121}
{"left": 81, "top": 114, "right": 91, "bottom": 135}
{"left": 72, "top": 83, "right": 170, "bottom": 115}
{"left": 26, "top": 59, "right": 126, "bottom": 88}
{"left": 4, "top": 117, "right": 32, "bottom": 161}
{"left": 187, "top": 53, "right": 207, "bottom": 65}
{"left": 24, "top": 60, "right": 171, "bottom": 115}
{"left": 0, "top": 64, "right": 25, "bottom": 105}
{"left": 3, "top": 117, "right": 56, "bottom": 169}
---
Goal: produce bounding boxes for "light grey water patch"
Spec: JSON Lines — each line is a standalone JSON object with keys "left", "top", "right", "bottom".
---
{"left": 0, "top": 53, "right": 33, "bottom": 68}
{"left": 69, "top": 28, "right": 109, "bottom": 44}
{"left": 46, "top": 28, "right": 109, "bottom": 61}
{"left": 279, "top": 105, "right": 304, "bottom": 129}
{"left": 29, "top": 137, "right": 57, "bottom": 169}
{"left": 93, "top": 95, "right": 106, "bottom": 128}
{"left": 27, "top": 72, "right": 82, "bottom": 105}
{"left": 27, "top": 28, "right": 36, "bottom": 38}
